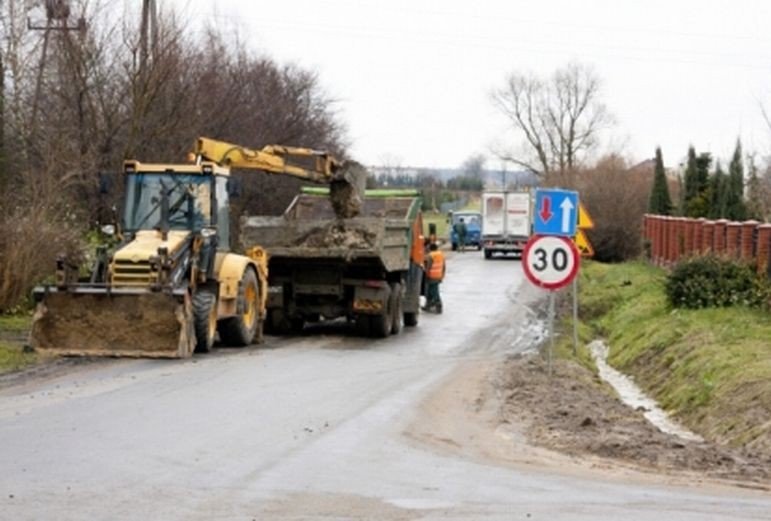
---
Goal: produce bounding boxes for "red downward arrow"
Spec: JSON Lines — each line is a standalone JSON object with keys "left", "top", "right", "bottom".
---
{"left": 539, "top": 196, "right": 553, "bottom": 223}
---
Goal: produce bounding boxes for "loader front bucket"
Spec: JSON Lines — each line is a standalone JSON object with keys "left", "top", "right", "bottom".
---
{"left": 29, "top": 288, "right": 196, "bottom": 358}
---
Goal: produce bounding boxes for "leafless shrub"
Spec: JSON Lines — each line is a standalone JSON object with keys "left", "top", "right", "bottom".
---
{"left": 546, "top": 155, "right": 652, "bottom": 262}
{"left": 0, "top": 182, "right": 85, "bottom": 312}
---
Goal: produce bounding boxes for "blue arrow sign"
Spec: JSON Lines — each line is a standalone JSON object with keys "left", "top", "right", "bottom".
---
{"left": 533, "top": 188, "right": 579, "bottom": 237}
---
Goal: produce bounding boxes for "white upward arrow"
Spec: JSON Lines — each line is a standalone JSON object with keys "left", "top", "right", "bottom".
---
{"left": 560, "top": 197, "right": 575, "bottom": 233}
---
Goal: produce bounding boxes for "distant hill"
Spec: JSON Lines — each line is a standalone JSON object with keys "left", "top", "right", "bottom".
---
{"left": 368, "top": 166, "right": 538, "bottom": 189}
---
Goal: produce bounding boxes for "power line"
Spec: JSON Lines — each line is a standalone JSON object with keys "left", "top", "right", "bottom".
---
{"left": 183, "top": 12, "right": 771, "bottom": 71}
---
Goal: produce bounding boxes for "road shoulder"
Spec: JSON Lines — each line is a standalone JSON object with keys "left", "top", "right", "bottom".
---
{"left": 404, "top": 354, "right": 770, "bottom": 495}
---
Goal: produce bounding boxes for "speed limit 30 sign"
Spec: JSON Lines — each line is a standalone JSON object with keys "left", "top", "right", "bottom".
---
{"left": 522, "top": 235, "right": 580, "bottom": 290}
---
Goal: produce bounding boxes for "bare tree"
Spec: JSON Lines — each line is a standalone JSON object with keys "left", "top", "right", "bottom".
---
{"left": 491, "top": 62, "right": 613, "bottom": 177}
{"left": 0, "top": 0, "right": 349, "bottom": 310}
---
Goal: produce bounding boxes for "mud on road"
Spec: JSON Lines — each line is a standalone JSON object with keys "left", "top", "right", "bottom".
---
{"left": 499, "top": 355, "right": 770, "bottom": 487}
{"left": 408, "top": 354, "right": 770, "bottom": 492}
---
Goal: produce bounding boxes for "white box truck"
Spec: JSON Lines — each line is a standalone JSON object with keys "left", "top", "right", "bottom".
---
{"left": 481, "top": 191, "right": 532, "bottom": 259}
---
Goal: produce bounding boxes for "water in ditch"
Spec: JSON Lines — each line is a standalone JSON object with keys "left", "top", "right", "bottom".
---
{"left": 588, "top": 339, "right": 703, "bottom": 443}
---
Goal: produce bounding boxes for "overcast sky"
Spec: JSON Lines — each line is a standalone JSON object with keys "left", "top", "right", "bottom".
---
{"left": 167, "top": 0, "right": 771, "bottom": 169}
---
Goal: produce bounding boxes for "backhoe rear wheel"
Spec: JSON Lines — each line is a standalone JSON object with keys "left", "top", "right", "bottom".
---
{"left": 194, "top": 289, "right": 218, "bottom": 353}
{"left": 218, "top": 268, "right": 262, "bottom": 346}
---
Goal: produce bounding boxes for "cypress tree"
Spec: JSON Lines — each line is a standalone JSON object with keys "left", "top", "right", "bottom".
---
{"left": 746, "top": 154, "right": 764, "bottom": 221}
{"left": 695, "top": 152, "right": 711, "bottom": 195}
{"left": 648, "top": 147, "right": 672, "bottom": 215}
{"left": 684, "top": 150, "right": 711, "bottom": 217}
{"left": 683, "top": 146, "right": 698, "bottom": 211}
{"left": 725, "top": 139, "right": 746, "bottom": 220}
{"left": 708, "top": 161, "right": 726, "bottom": 219}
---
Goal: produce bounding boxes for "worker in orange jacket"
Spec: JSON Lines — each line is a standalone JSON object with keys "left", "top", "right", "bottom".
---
{"left": 423, "top": 243, "right": 445, "bottom": 313}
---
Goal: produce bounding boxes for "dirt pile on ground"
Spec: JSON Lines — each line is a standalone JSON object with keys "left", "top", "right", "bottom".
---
{"left": 329, "top": 161, "right": 367, "bottom": 218}
{"left": 498, "top": 355, "right": 771, "bottom": 485}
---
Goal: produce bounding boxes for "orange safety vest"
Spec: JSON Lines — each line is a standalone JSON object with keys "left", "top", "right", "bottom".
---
{"left": 427, "top": 250, "right": 445, "bottom": 281}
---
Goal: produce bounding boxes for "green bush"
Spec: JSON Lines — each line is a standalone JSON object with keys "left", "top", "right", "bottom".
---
{"left": 665, "top": 256, "right": 770, "bottom": 309}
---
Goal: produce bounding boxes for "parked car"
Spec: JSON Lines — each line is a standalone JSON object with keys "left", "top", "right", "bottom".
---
{"left": 449, "top": 211, "right": 482, "bottom": 250}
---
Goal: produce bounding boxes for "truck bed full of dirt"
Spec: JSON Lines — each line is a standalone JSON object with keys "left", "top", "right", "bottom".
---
{"left": 241, "top": 195, "right": 418, "bottom": 271}
{"left": 240, "top": 216, "right": 383, "bottom": 258}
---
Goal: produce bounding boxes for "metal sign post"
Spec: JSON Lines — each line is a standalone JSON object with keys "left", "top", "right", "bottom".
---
{"left": 522, "top": 235, "right": 580, "bottom": 378}
{"left": 572, "top": 278, "right": 579, "bottom": 356}
{"left": 548, "top": 292, "right": 555, "bottom": 377}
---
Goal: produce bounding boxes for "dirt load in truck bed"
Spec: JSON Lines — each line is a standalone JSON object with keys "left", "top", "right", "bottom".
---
{"left": 240, "top": 193, "right": 419, "bottom": 271}
{"left": 297, "top": 222, "right": 377, "bottom": 249}
{"left": 240, "top": 217, "right": 383, "bottom": 259}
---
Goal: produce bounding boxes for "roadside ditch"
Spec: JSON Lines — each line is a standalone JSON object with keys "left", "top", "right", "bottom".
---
{"left": 492, "top": 261, "right": 770, "bottom": 486}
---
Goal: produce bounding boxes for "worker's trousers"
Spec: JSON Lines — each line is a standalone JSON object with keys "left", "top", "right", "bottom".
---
{"left": 426, "top": 281, "right": 442, "bottom": 309}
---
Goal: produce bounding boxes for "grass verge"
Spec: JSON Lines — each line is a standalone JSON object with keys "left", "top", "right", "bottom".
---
{"left": 0, "top": 313, "right": 36, "bottom": 373}
{"left": 572, "top": 260, "right": 771, "bottom": 453}
{"left": 423, "top": 211, "right": 449, "bottom": 241}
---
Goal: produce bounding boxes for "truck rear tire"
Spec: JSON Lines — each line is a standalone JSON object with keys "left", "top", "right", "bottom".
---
{"left": 193, "top": 289, "right": 218, "bottom": 353}
{"left": 354, "top": 314, "right": 370, "bottom": 336}
{"left": 368, "top": 284, "right": 391, "bottom": 338}
{"left": 390, "top": 282, "right": 402, "bottom": 335}
{"left": 403, "top": 311, "right": 418, "bottom": 327}
{"left": 370, "top": 313, "right": 390, "bottom": 338}
{"left": 218, "top": 268, "right": 261, "bottom": 346}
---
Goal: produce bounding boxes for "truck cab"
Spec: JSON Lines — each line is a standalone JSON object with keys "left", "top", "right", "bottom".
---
{"left": 449, "top": 211, "right": 482, "bottom": 251}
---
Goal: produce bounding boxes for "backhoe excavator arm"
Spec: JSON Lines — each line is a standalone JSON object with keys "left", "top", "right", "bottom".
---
{"left": 192, "top": 137, "right": 343, "bottom": 184}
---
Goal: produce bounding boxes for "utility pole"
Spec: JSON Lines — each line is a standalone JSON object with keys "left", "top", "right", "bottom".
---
{"left": 139, "top": 0, "right": 158, "bottom": 77}
{"left": 27, "top": 0, "right": 86, "bottom": 133}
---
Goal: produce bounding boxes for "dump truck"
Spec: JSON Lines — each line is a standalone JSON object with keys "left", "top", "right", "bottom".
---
{"left": 29, "top": 137, "right": 364, "bottom": 358}
{"left": 481, "top": 190, "right": 532, "bottom": 259}
{"left": 240, "top": 188, "right": 425, "bottom": 337}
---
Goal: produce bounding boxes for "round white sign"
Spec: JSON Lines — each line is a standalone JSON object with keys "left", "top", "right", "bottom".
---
{"left": 522, "top": 235, "right": 580, "bottom": 290}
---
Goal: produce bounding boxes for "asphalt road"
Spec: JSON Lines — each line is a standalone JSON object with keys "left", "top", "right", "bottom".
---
{"left": 0, "top": 251, "right": 769, "bottom": 520}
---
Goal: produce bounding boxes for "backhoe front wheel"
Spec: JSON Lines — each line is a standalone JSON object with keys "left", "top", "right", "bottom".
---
{"left": 193, "top": 289, "right": 218, "bottom": 353}
{"left": 218, "top": 268, "right": 262, "bottom": 346}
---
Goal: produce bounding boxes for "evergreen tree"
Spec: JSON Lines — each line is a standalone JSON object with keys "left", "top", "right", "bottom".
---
{"left": 725, "top": 139, "right": 746, "bottom": 220}
{"left": 746, "top": 154, "right": 764, "bottom": 221}
{"left": 682, "top": 146, "right": 698, "bottom": 210}
{"left": 695, "top": 152, "right": 711, "bottom": 194}
{"left": 707, "top": 161, "right": 726, "bottom": 219}
{"left": 684, "top": 150, "right": 711, "bottom": 217}
{"left": 648, "top": 147, "right": 672, "bottom": 215}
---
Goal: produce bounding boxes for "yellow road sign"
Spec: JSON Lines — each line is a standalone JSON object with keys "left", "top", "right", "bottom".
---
{"left": 574, "top": 229, "right": 594, "bottom": 257}
{"left": 578, "top": 203, "right": 594, "bottom": 229}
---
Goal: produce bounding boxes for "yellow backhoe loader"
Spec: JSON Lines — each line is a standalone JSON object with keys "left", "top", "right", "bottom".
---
{"left": 29, "top": 137, "right": 364, "bottom": 358}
